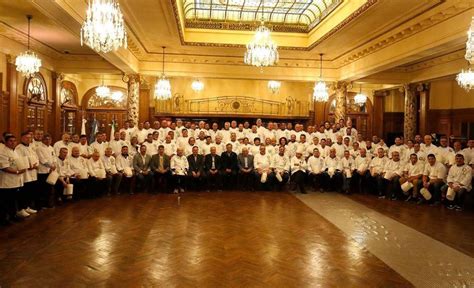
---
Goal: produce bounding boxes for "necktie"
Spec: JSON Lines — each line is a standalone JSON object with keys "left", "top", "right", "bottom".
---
{"left": 211, "top": 157, "right": 215, "bottom": 170}
{"left": 159, "top": 156, "right": 164, "bottom": 170}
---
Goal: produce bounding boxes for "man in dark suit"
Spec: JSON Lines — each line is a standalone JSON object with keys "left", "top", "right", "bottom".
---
{"left": 187, "top": 146, "right": 205, "bottom": 191}
{"left": 237, "top": 147, "right": 254, "bottom": 191}
{"left": 150, "top": 145, "right": 171, "bottom": 193}
{"left": 221, "top": 143, "right": 238, "bottom": 190}
{"left": 132, "top": 144, "right": 153, "bottom": 193}
{"left": 204, "top": 146, "right": 222, "bottom": 191}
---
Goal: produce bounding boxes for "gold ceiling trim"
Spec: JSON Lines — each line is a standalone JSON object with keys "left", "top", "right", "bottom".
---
{"left": 184, "top": 20, "right": 308, "bottom": 33}
{"left": 171, "top": 0, "right": 379, "bottom": 51}
{"left": 336, "top": 2, "right": 469, "bottom": 66}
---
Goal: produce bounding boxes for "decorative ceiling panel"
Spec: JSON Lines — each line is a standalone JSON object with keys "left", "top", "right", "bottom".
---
{"left": 182, "top": 0, "right": 342, "bottom": 33}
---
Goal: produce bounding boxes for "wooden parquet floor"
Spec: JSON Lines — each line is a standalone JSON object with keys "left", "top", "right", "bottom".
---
{"left": 0, "top": 191, "right": 412, "bottom": 287}
{"left": 347, "top": 193, "right": 474, "bottom": 258}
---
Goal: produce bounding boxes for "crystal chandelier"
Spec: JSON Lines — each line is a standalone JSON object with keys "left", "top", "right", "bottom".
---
{"left": 96, "top": 76, "right": 110, "bottom": 98}
{"left": 244, "top": 2, "right": 278, "bottom": 68}
{"left": 268, "top": 80, "right": 281, "bottom": 93}
{"left": 80, "top": 0, "right": 127, "bottom": 53}
{"left": 191, "top": 79, "right": 204, "bottom": 92}
{"left": 457, "top": 16, "right": 474, "bottom": 91}
{"left": 155, "top": 47, "right": 172, "bottom": 100}
{"left": 354, "top": 84, "right": 367, "bottom": 106}
{"left": 111, "top": 91, "right": 124, "bottom": 101}
{"left": 16, "top": 15, "right": 42, "bottom": 78}
{"left": 313, "top": 53, "right": 329, "bottom": 102}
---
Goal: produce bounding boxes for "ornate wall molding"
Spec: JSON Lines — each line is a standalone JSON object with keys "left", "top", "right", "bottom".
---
{"left": 403, "top": 84, "right": 417, "bottom": 141}
{"left": 336, "top": 2, "right": 471, "bottom": 66}
{"left": 127, "top": 74, "right": 140, "bottom": 125}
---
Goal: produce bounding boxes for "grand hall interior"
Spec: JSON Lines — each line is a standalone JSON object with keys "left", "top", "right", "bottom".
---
{"left": 0, "top": 0, "right": 473, "bottom": 287}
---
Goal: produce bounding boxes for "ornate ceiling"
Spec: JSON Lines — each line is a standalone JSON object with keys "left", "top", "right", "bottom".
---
{"left": 181, "top": 0, "right": 341, "bottom": 33}
{"left": 0, "top": 0, "right": 472, "bottom": 84}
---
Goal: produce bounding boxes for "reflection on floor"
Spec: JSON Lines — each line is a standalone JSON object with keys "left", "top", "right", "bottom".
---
{"left": 347, "top": 193, "right": 474, "bottom": 257}
{"left": 296, "top": 192, "right": 474, "bottom": 288}
{"left": 0, "top": 191, "right": 410, "bottom": 287}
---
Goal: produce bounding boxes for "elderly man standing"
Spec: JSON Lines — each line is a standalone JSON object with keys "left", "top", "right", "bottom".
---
{"left": 221, "top": 143, "right": 238, "bottom": 190}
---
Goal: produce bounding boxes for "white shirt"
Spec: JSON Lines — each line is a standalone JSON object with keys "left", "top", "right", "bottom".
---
{"left": 423, "top": 162, "right": 447, "bottom": 181}
{"left": 90, "top": 141, "right": 108, "bottom": 156}
{"left": 115, "top": 154, "right": 133, "bottom": 172}
{"left": 88, "top": 158, "right": 105, "bottom": 177}
{"left": 384, "top": 159, "right": 404, "bottom": 176}
{"left": 341, "top": 157, "right": 354, "bottom": 171}
{"left": 325, "top": 156, "right": 342, "bottom": 171}
{"left": 462, "top": 147, "right": 474, "bottom": 165}
{"left": 227, "top": 140, "right": 240, "bottom": 153}
{"left": 163, "top": 142, "right": 177, "bottom": 157}
{"left": 405, "top": 161, "right": 424, "bottom": 177}
{"left": 79, "top": 143, "right": 92, "bottom": 158}
{"left": 69, "top": 156, "right": 88, "bottom": 176}
{"left": 370, "top": 156, "right": 388, "bottom": 174}
{"left": 36, "top": 143, "right": 56, "bottom": 174}
{"left": 307, "top": 155, "right": 324, "bottom": 174}
{"left": 271, "top": 154, "right": 290, "bottom": 173}
{"left": 170, "top": 155, "right": 189, "bottom": 175}
{"left": 0, "top": 146, "right": 24, "bottom": 188}
{"left": 109, "top": 139, "right": 126, "bottom": 156}
{"left": 101, "top": 155, "right": 117, "bottom": 173}
{"left": 354, "top": 155, "right": 371, "bottom": 170}
{"left": 290, "top": 156, "right": 307, "bottom": 175}
{"left": 143, "top": 141, "right": 157, "bottom": 156}
{"left": 447, "top": 164, "right": 472, "bottom": 191}
{"left": 212, "top": 143, "right": 225, "bottom": 155}
{"left": 53, "top": 140, "right": 69, "bottom": 157}
{"left": 15, "top": 143, "right": 38, "bottom": 182}
{"left": 56, "top": 157, "right": 73, "bottom": 178}
{"left": 332, "top": 143, "right": 346, "bottom": 159}
{"left": 254, "top": 153, "right": 272, "bottom": 170}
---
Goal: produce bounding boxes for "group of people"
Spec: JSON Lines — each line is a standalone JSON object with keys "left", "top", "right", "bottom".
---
{"left": 0, "top": 118, "right": 473, "bottom": 226}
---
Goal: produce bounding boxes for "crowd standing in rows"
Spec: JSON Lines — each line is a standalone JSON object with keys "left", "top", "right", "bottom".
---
{"left": 1, "top": 118, "right": 473, "bottom": 226}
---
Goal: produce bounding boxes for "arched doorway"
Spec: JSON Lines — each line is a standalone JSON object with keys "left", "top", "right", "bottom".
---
{"left": 60, "top": 81, "right": 79, "bottom": 134}
{"left": 82, "top": 86, "right": 128, "bottom": 139}
{"left": 22, "top": 73, "right": 53, "bottom": 132}
{"left": 324, "top": 92, "right": 373, "bottom": 138}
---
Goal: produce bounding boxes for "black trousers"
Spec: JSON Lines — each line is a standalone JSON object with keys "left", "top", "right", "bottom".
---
{"left": 120, "top": 175, "right": 136, "bottom": 194}
{"left": 0, "top": 187, "right": 19, "bottom": 221}
{"left": 136, "top": 172, "right": 154, "bottom": 193}
{"left": 322, "top": 171, "right": 343, "bottom": 192}
{"left": 172, "top": 174, "right": 186, "bottom": 190}
{"left": 187, "top": 173, "right": 204, "bottom": 191}
{"left": 254, "top": 171, "right": 274, "bottom": 191}
{"left": 107, "top": 173, "right": 122, "bottom": 195}
{"left": 272, "top": 171, "right": 289, "bottom": 191}
{"left": 351, "top": 170, "right": 370, "bottom": 193}
{"left": 222, "top": 170, "right": 237, "bottom": 190}
{"left": 309, "top": 172, "right": 325, "bottom": 190}
{"left": 291, "top": 171, "right": 306, "bottom": 193}
{"left": 154, "top": 171, "right": 171, "bottom": 193}
{"left": 19, "top": 181, "right": 38, "bottom": 210}
{"left": 206, "top": 170, "right": 222, "bottom": 191}
{"left": 38, "top": 173, "right": 54, "bottom": 208}
{"left": 239, "top": 170, "right": 255, "bottom": 191}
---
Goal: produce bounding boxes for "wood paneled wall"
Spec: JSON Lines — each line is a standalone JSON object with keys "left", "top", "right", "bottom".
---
{"left": 427, "top": 109, "right": 474, "bottom": 138}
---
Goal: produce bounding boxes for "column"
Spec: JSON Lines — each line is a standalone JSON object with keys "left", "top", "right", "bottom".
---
{"left": 333, "top": 81, "right": 348, "bottom": 123}
{"left": 372, "top": 90, "right": 386, "bottom": 138}
{"left": 127, "top": 74, "right": 140, "bottom": 126}
{"left": 6, "top": 54, "right": 19, "bottom": 136}
{"left": 403, "top": 83, "right": 417, "bottom": 141}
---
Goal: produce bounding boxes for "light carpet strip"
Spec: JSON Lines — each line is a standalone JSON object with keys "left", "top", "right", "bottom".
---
{"left": 295, "top": 193, "right": 474, "bottom": 288}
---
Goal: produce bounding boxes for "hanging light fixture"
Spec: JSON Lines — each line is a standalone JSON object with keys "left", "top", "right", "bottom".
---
{"left": 80, "top": 0, "right": 127, "bottom": 53}
{"left": 191, "top": 79, "right": 204, "bottom": 92}
{"left": 354, "top": 84, "right": 367, "bottom": 106}
{"left": 15, "top": 15, "right": 42, "bottom": 78}
{"left": 244, "top": 1, "right": 279, "bottom": 68}
{"left": 96, "top": 76, "right": 110, "bottom": 98}
{"left": 457, "top": 16, "right": 474, "bottom": 91}
{"left": 268, "top": 80, "right": 281, "bottom": 93}
{"left": 154, "top": 47, "right": 172, "bottom": 100}
{"left": 313, "top": 53, "right": 329, "bottom": 102}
